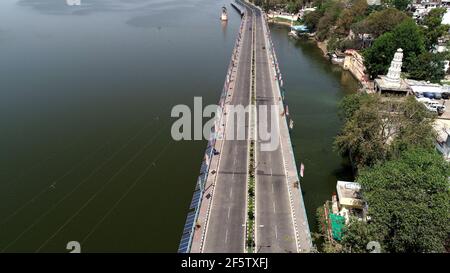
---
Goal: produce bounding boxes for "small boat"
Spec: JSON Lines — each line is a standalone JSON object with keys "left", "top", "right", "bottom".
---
{"left": 221, "top": 6, "right": 228, "bottom": 21}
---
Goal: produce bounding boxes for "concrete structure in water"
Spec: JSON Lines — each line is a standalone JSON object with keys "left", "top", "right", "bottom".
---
{"left": 343, "top": 49, "right": 368, "bottom": 84}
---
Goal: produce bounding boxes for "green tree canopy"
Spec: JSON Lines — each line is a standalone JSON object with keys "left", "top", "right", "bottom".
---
{"left": 316, "top": 0, "right": 344, "bottom": 40}
{"left": 303, "top": 9, "right": 324, "bottom": 32}
{"left": 335, "top": 94, "right": 435, "bottom": 168}
{"left": 357, "top": 149, "right": 450, "bottom": 252}
{"left": 286, "top": 0, "right": 303, "bottom": 13}
{"left": 363, "top": 18, "right": 425, "bottom": 78}
{"left": 389, "top": 0, "right": 412, "bottom": 11}
{"left": 340, "top": 218, "right": 375, "bottom": 253}
{"left": 406, "top": 52, "right": 446, "bottom": 83}
{"left": 362, "top": 32, "right": 398, "bottom": 79}
{"left": 421, "top": 7, "right": 450, "bottom": 50}
{"left": 335, "top": 0, "right": 368, "bottom": 36}
{"left": 351, "top": 8, "right": 409, "bottom": 38}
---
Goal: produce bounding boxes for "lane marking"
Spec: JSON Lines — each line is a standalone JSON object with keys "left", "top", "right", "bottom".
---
{"left": 227, "top": 207, "right": 231, "bottom": 219}
{"left": 275, "top": 225, "right": 278, "bottom": 239}
{"left": 200, "top": 12, "right": 249, "bottom": 252}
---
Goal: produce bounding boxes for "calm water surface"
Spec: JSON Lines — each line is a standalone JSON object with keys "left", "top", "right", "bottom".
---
{"left": 0, "top": 0, "right": 357, "bottom": 252}
{"left": 269, "top": 26, "right": 358, "bottom": 232}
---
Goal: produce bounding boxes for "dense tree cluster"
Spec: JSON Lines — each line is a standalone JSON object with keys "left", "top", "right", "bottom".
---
{"left": 363, "top": 7, "right": 449, "bottom": 81}
{"left": 335, "top": 93, "right": 436, "bottom": 168}
{"left": 331, "top": 93, "right": 450, "bottom": 253}
{"left": 352, "top": 149, "right": 449, "bottom": 253}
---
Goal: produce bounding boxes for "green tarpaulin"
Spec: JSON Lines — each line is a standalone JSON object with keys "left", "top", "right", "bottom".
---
{"left": 329, "top": 213, "right": 345, "bottom": 241}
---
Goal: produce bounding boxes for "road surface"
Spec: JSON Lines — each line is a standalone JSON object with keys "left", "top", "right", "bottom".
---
{"left": 253, "top": 7, "right": 297, "bottom": 253}
{"left": 202, "top": 5, "right": 253, "bottom": 253}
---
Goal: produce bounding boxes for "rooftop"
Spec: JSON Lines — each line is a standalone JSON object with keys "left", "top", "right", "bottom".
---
{"left": 336, "top": 181, "right": 364, "bottom": 209}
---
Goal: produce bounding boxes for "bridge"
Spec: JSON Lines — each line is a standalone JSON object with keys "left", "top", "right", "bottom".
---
{"left": 178, "top": 1, "right": 312, "bottom": 253}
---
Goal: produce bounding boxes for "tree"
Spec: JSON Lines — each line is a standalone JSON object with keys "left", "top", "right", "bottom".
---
{"left": 286, "top": 0, "right": 302, "bottom": 13}
{"left": 303, "top": 9, "right": 323, "bottom": 32}
{"left": 422, "top": 7, "right": 447, "bottom": 29}
{"left": 389, "top": 95, "right": 436, "bottom": 156}
{"left": 340, "top": 218, "right": 375, "bottom": 253}
{"left": 363, "top": 18, "right": 425, "bottom": 78}
{"left": 351, "top": 8, "right": 409, "bottom": 38}
{"left": 357, "top": 149, "right": 450, "bottom": 252}
{"left": 337, "top": 92, "right": 372, "bottom": 122}
{"left": 335, "top": 0, "right": 368, "bottom": 36}
{"left": 421, "top": 8, "right": 450, "bottom": 50}
{"left": 315, "top": 0, "right": 344, "bottom": 40}
{"left": 390, "top": 0, "right": 411, "bottom": 11}
{"left": 406, "top": 52, "right": 446, "bottom": 83}
{"left": 363, "top": 32, "right": 398, "bottom": 78}
{"left": 334, "top": 94, "right": 435, "bottom": 168}
{"left": 334, "top": 94, "right": 389, "bottom": 167}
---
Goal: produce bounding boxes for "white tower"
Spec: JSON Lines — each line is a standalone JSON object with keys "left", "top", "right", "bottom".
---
{"left": 385, "top": 48, "right": 403, "bottom": 85}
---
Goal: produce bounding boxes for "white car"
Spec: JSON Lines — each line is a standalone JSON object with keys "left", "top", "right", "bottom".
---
{"left": 416, "top": 97, "right": 445, "bottom": 114}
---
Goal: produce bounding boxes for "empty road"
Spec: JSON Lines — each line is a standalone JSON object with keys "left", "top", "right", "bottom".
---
{"left": 253, "top": 7, "right": 297, "bottom": 253}
{"left": 202, "top": 4, "right": 253, "bottom": 253}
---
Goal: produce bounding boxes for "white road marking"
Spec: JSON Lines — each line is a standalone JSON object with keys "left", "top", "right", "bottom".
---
{"left": 275, "top": 225, "right": 278, "bottom": 239}
{"left": 272, "top": 183, "right": 274, "bottom": 193}
{"left": 230, "top": 188, "right": 233, "bottom": 198}
{"left": 225, "top": 229, "right": 228, "bottom": 243}
{"left": 227, "top": 207, "right": 231, "bottom": 219}
{"left": 273, "top": 200, "right": 276, "bottom": 213}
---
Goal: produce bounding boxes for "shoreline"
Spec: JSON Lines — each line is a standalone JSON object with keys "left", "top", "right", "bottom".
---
{"left": 268, "top": 21, "right": 369, "bottom": 92}
{"left": 268, "top": 20, "right": 329, "bottom": 57}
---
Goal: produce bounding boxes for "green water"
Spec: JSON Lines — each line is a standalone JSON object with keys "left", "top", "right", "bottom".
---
{"left": 0, "top": 0, "right": 357, "bottom": 252}
{"left": 268, "top": 26, "right": 358, "bottom": 234}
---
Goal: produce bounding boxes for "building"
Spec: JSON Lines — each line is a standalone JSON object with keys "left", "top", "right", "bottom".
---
{"left": 66, "top": 0, "right": 81, "bottom": 6}
{"left": 434, "top": 119, "right": 450, "bottom": 160}
{"left": 374, "top": 48, "right": 412, "bottom": 95}
{"left": 323, "top": 181, "right": 367, "bottom": 241}
{"left": 335, "top": 181, "right": 366, "bottom": 224}
{"left": 433, "top": 36, "right": 450, "bottom": 53}
{"left": 343, "top": 49, "right": 368, "bottom": 83}
{"left": 407, "top": 79, "right": 449, "bottom": 98}
{"left": 412, "top": 2, "right": 441, "bottom": 20}
{"left": 367, "top": 0, "right": 381, "bottom": 5}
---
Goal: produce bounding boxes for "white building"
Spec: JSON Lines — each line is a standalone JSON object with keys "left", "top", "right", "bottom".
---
{"left": 366, "top": 0, "right": 381, "bottom": 5}
{"left": 375, "top": 48, "right": 412, "bottom": 95}
{"left": 66, "top": 0, "right": 81, "bottom": 6}
{"left": 434, "top": 119, "right": 450, "bottom": 161}
{"left": 335, "top": 181, "right": 366, "bottom": 223}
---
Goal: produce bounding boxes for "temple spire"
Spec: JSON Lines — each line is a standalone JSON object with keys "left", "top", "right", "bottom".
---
{"left": 385, "top": 48, "right": 403, "bottom": 85}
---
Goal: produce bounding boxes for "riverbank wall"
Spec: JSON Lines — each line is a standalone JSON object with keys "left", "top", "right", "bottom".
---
{"left": 271, "top": 21, "right": 373, "bottom": 92}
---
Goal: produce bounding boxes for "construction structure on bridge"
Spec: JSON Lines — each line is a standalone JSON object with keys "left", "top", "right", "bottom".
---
{"left": 178, "top": 0, "right": 312, "bottom": 253}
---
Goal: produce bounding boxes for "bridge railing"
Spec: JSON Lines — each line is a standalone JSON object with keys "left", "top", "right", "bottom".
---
{"left": 231, "top": 1, "right": 245, "bottom": 17}
{"left": 259, "top": 6, "right": 314, "bottom": 252}
{"left": 178, "top": 10, "right": 248, "bottom": 253}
